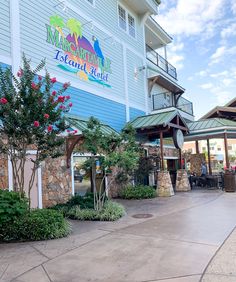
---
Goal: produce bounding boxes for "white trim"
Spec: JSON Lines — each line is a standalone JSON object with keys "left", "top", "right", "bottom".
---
{"left": 123, "top": 46, "right": 130, "bottom": 122}
{"left": 0, "top": 55, "right": 11, "bottom": 65}
{"left": 8, "top": 156, "right": 13, "bottom": 191}
{"left": 71, "top": 154, "right": 75, "bottom": 196}
{"left": 37, "top": 166, "right": 43, "bottom": 209}
{"left": 10, "top": 0, "right": 21, "bottom": 75}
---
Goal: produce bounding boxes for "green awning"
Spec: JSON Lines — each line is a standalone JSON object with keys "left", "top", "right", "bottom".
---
{"left": 187, "top": 118, "right": 236, "bottom": 132}
{"left": 185, "top": 118, "right": 236, "bottom": 141}
{"left": 64, "top": 114, "right": 118, "bottom": 136}
{"left": 130, "top": 110, "right": 188, "bottom": 129}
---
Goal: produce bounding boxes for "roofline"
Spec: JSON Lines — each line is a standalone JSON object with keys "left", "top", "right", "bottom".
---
{"left": 200, "top": 106, "right": 236, "bottom": 120}
{"left": 225, "top": 97, "right": 236, "bottom": 107}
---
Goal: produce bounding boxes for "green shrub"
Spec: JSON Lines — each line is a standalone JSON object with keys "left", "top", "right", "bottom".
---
{"left": 67, "top": 201, "right": 125, "bottom": 221}
{"left": 119, "top": 185, "right": 156, "bottom": 199}
{"left": 51, "top": 192, "right": 96, "bottom": 213}
{"left": 2, "top": 209, "right": 70, "bottom": 242}
{"left": 0, "top": 190, "right": 28, "bottom": 230}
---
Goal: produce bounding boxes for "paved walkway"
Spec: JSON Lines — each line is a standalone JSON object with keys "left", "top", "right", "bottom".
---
{"left": 1, "top": 190, "right": 236, "bottom": 282}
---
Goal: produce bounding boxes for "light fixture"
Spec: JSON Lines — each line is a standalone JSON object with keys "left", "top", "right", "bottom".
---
{"left": 134, "top": 66, "right": 146, "bottom": 79}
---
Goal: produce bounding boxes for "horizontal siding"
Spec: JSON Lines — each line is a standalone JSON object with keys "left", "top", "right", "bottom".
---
{"left": 0, "top": 0, "right": 11, "bottom": 57}
{"left": 19, "top": 0, "right": 126, "bottom": 103}
{"left": 52, "top": 83, "right": 126, "bottom": 131}
{"left": 130, "top": 107, "right": 145, "bottom": 121}
{"left": 68, "top": 0, "right": 145, "bottom": 54}
{"left": 127, "top": 49, "right": 146, "bottom": 108}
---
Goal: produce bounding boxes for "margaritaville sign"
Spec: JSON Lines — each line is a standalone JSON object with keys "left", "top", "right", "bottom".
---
{"left": 46, "top": 15, "right": 112, "bottom": 87}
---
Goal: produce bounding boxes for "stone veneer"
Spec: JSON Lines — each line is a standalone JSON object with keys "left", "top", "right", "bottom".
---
{"left": 157, "top": 171, "right": 175, "bottom": 197}
{"left": 190, "top": 154, "right": 206, "bottom": 176}
{"left": 0, "top": 154, "right": 8, "bottom": 189}
{"left": 175, "top": 169, "right": 191, "bottom": 192}
{"left": 41, "top": 155, "right": 72, "bottom": 207}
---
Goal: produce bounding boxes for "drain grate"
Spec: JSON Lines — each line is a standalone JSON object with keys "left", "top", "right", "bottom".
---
{"left": 132, "top": 213, "right": 153, "bottom": 219}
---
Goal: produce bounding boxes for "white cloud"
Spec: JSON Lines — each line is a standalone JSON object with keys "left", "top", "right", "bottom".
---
{"left": 221, "top": 23, "right": 236, "bottom": 38}
{"left": 195, "top": 70, "right": 209, "bottom": 77}
{"left": 231, "top": 0, "right": 236, "bottom": 15}
{"left": 210, "top": 70, "right": 229, "bottom": 78}
{"left": 200, "top": 83, "right": 214, "bottom": 90}
{"left": 165, "top": 40, "right": 185, "bottom": 70}
{"left": 222, "top": 78, "right": 234, "bottom": 87}
{"left": 209, "top": 45, "right": 236, "bottom": 65}
{"left": 157, "top": 0, "right": 225, "bottom": 37}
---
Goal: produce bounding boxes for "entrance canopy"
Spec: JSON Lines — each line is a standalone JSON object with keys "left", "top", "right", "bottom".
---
{"left": 130, "top": 110, "right": 189, "bottom": 138}
{"left": 64, "top": 114, "right": 118, "bottom": 168}
{"left": 130, "top": 110, "right": 189, "bottom": 169}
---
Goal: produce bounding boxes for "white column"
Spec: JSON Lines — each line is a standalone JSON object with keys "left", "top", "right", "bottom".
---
{"left": 10, "top": 0, "right": 21, "bottom": 74}
{"left": 123, "top": 45, "right": 130, "bottom": 122}
{"left": 8, "top": 156, "right": 13, "bottom": 191}
{"left": 37, "top": 167, "right": 43, "bottom": 208}
{"left": 71, "top": 154, "right": 75, "bottom": 196}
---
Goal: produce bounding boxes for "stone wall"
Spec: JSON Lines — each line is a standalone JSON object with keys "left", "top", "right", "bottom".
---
{"left": 41, "top": 155, "right": 72, "bottom": 207}
{"left": 157, "top": 171, "right": 174, "bottom": 197}
{"left": 190, "top": 154, "right": 206, "bottom": 176}
{"left": 0, "top": 154, "right": 8, "bottom": 190}
{"left": 175, "top": 169, "right": 191, "bottom": 192}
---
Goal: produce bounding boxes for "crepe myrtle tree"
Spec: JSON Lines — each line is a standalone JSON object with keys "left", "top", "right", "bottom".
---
{"left": 78, "top": 117, "right": 140, "bottom": 211}
{"left": 0, "top": 55, "right": 73, "bottom": 207}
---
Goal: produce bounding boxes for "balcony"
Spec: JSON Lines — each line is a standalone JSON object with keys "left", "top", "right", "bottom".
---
{"left": 152, "top": 92, "right": 194, "bottom": 116}
{"left": 146, "top": 44, "right": 177, "bottom": 80}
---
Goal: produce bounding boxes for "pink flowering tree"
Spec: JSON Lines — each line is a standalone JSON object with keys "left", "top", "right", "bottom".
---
{"left": 0, "top": 55, "right": 72, "bottom": 206}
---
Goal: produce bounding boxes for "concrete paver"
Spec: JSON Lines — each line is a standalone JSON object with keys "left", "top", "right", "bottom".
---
{"left": 1, "top": 191, "right": 236, "bottom": 282}
{"left": 201, "top": 227, "right": 236, "bottom": 281}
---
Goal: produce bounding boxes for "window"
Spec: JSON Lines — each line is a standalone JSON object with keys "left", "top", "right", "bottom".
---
{"left": 202, "top": 147, "right": 206, "bottom": 152}
{"left": 118, "top": 4, "right": 136, "bottom": 38}
{"left": 128, "top": 14, "right": 135, "bottom": 37}
{"left": 217, "top": 147, "right": 221, "bottom": 151}
{"left": 210, "top": 146, "right": 214, "bottom": 150}
{"left": 118, "top": 5, "right": 126, "bottom": 31}
{"left": 228, "top": 145, "right": 233, "bottom": 150}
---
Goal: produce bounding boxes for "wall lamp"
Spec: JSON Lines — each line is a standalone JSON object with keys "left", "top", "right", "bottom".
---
{"left": 134, "top": 66, "right": 146, "bottom": 79}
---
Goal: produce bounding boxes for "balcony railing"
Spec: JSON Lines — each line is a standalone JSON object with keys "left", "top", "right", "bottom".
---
{"left": 146, "top": 44, "right": 177, "bottom": 80}
{"left": 152, "top": 92, "right": 194, "bottom": 115}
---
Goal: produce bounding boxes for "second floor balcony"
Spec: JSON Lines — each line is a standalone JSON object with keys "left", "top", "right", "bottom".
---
{"left": 152, "top": 92, "right": 194, "bottom": 116}
{"left": 146, "top": 44, "right": 177, "bottom": 80}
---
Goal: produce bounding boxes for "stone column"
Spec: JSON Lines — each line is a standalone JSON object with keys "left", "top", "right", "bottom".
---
{"left": 157, "top": 171, "right": 174, "bottom": 197}
{"left": 175, "top": 169, "right": 191, "bottom": 192}
{"left": 41, "top": 155, "right": 72, "bottom": 207}
{"left": 0, "top": 154, "right": 8, "bottom": 190}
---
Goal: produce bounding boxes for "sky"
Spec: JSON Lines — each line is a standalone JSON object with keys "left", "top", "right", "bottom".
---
{"left": 156, "top": 0, "right": 236, "bottom": 120}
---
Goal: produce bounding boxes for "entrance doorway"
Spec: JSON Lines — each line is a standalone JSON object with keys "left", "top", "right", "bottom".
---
{"left": 72, "top": 153, "right": 105, "bottom": 196}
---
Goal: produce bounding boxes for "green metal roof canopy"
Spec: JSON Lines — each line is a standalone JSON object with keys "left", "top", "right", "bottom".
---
{"left": 65, "top": 114, "right": 118, "bottom": 136}
{"left": 185, "top": 118, "right": 236, "bottom": 141}
{"left": 130, "top": 110, "right": 188, "bottom": 130}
